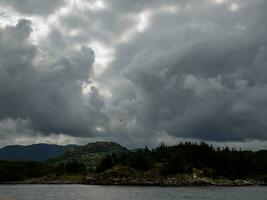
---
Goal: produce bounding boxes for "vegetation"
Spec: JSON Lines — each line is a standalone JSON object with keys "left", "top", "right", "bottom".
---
{"left": 96, "top": 142, "right": 267, "bottom": 180}
{"left": 56, "top": 142, "right": 128, "bottom": 171}
{"left": 0, "top": 160, "right": 86, "bottom": 182}
{"left": 1, "top": 141, "right": 267, "bottom": 183}
{"left": 0, "top": 142, "right": 127, "bottom": 182}
{"left": 0, "top": 161, "right": 48, "bottom": 182}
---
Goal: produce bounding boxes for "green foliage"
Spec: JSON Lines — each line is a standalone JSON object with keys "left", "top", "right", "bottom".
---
{"left": 55, "top": 142, "right": 129, "bottom": 172}
{"left": 122, "top": 149, "right": 155, "bottom": 171}
{"left": 96, "top": 149, "right": 155, "bottom": 173}
{"left": 95, "top": 153, "right": 118, "bottom": 173}
{"left": 2, "top": 142, "right": 267, "bottom": 182}
{"left": 54, "top": 162, "right": 65, "bottom": 176}
{"left": 96, "top": 142, "right": 267, "bottom": 179}
{"left": 65, "top": 161, "right": 86, "bottom": 175}
{"left": 0, "top": 161, "right": 49, "bottom": 182}
{"left": 160, "top": 149, "right": 190, "bottom": 175}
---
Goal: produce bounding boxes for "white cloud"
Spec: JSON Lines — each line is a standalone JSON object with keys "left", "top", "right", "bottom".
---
{"left": 230, "top": 2, "right": 239, "bottom": 11}
{"left": 89, "top": 41, "right": 115, "bottom": 76}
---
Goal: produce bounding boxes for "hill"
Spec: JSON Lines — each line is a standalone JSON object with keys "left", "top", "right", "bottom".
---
{"left": 57, "top": 142, "right": 129, "bottom": 171}
{"left": 0, "top": 143, "right": 78, "bottom": 161}
{"left": 1, "top": 141, "right": 267, "bottom": 186}
{"left": 65, "top": 141, "right": 128, "bottom": 154}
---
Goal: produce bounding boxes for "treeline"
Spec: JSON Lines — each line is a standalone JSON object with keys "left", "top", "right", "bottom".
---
{"left": 2, "top": 142, "right": 267, "bottom": 182}
{"left": 0, "top": 161, "right": 48, "bottom": 182}
{"left": 96, "top": 142, "right": 267, "bottom": 179}
{"left": 0, "top": 160, "right": 86, "bottom": 182}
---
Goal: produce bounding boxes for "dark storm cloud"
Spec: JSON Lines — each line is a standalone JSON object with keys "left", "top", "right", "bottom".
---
{"left": 0, "top": 19, "right": 108, "bottom": 137}
{"left": 1, "top": 0, "right": 267, "bottom": 147}
{"left": 100, "top": 0, "right": 267, "bottom": 143}
{"left": 0, "top": 0, "right": 65, "bottom": 16}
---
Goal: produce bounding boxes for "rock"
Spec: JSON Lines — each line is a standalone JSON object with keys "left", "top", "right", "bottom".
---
{"left": 233, "top": 179, "right": 253, "bottom": 186}
{"left": 85, "top": 172, "right": 263, "bottom": 187}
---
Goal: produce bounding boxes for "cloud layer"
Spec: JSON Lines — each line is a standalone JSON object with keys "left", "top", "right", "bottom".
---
{"left": 0, "top": 0, "right": 65, "bottom": 16}
{"left": 0, "top": 19, "right": 107, "bottom": 139}
{"left": 1, "top": 0, "right": 267, "bottom": 148}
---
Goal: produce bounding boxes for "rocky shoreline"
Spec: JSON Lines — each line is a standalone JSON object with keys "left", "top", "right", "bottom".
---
{"left": 4, "top": 174, "right": 266, "bottom": 187}
{"left": 85, "top": 174, "right": 265, "bottom": 187}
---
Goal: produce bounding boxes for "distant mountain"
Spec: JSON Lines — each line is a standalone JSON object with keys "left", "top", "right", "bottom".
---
{"left": 0, "top": 143, "right": 78, "bottom": 161}
{"left": 0, "top": 141, "right": 128, "bottom": 168}
{"left": 58, "top": 142, "right": 129, "bottom": 170}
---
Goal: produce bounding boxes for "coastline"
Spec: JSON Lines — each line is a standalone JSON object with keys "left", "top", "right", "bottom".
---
{"left": 84, "top": 174, "right": 265, "bottom": 187}
{"left": 2, "top": 175, "right": 266, "bottom": 187}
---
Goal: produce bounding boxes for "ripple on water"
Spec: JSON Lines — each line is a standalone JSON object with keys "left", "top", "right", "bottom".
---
{"left": 1, "top": 185, "right": 267, "bottom": 200}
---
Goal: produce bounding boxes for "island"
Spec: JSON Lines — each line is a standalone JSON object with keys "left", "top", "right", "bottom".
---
{"left": 1, "top": 142, "right": 267, "bottom": 186}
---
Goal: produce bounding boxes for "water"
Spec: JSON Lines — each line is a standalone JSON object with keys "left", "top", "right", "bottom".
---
{"left": 0, "top": 185, "right": 267, "bottom": 200}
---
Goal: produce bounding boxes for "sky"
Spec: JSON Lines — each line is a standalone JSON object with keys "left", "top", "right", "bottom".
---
{"left": 0, "top": 0, "right": 267, "bottom": 149}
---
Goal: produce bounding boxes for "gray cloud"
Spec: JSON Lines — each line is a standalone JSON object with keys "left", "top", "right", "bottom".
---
{"left": 98, "top": 0, "right": 267, "bottom": 144}
{"left": 0, "top": 19, "right": 108, "bottom": 137}
{"left": 1, "top": 0, "right": 267, "bottom": 147}
{"left": 0, "top": 0, "right": 65, "bottom": 16}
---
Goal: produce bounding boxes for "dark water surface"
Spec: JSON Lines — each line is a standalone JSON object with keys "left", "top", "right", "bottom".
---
{"left": 0, "top": 185, "right": 266, "bottom": 200}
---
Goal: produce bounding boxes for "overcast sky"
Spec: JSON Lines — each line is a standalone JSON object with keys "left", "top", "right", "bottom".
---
{"left": 0, "top": 0, "right": 267, "bottom": 149}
